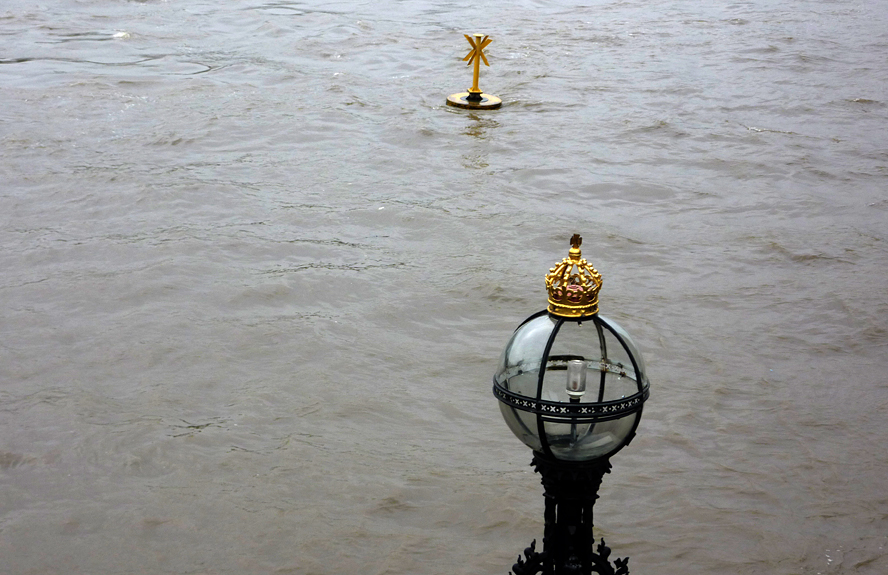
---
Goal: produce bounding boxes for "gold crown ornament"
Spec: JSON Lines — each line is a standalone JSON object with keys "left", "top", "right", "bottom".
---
{"left": 545, "top": 234, "right": 603, "bottom": 318}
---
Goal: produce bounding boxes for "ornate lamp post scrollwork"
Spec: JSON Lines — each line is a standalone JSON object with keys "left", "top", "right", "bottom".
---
{"left": 492, "top": 235, "right": 651, "bottom": 575}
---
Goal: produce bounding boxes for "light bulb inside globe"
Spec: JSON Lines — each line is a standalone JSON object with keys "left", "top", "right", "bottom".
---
{"left": 566, "top": 359, "right": 587, "bottom": 399}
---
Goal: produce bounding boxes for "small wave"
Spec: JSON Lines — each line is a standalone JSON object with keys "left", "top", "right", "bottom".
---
{"left": 849, "top": 98, "right": 883, "bottom": 106}
{"left": 742, "top": 124, "right": 798, "bottom": 135}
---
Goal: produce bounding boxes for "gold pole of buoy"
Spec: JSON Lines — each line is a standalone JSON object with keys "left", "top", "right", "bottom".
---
{"left": 446, "top": 33, "right": 502, "bottom": 110}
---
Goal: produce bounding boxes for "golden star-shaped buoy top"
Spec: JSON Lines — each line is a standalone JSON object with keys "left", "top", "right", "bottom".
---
{"left": 463, "top": 34, "right": 491, "bottom": 67}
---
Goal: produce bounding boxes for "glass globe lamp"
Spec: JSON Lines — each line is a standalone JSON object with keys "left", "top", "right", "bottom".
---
{"left": 493, "top": 234, "right": 650, "bottom": 463}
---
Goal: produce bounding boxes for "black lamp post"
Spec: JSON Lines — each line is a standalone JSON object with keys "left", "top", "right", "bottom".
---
{"left": 492, "top": 234, "right": 650, "bottom": 575}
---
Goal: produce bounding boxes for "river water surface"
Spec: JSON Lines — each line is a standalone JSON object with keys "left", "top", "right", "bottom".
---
{"left": 2, "top": 1, "right": 887, "bottom": 574}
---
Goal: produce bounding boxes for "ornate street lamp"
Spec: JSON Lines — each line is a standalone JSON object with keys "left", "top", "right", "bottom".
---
{"left": 493, "top": 234, "right": 650, "bottom": 575}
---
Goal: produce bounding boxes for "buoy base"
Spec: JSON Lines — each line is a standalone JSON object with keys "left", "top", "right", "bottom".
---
{"left": 446, "top": 92, "right": 502, "bottom": 110}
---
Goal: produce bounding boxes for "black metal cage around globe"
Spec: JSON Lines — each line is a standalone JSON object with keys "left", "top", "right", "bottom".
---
{"left": 493, "top": 310, "right": 650, "bottom": 464}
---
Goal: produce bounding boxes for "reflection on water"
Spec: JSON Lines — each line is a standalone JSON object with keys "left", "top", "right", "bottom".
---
{"left": 1, "top": 0, "right": 887, "bottom": 574}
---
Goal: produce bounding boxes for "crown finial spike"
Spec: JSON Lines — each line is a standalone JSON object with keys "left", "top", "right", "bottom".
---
{"left": 569, "top": 234, "right": 582, "bottom": 259}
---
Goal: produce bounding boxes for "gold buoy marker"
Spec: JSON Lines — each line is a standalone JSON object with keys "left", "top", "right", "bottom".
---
{"left": 446, "top": 33, "right": 502, "bottom": 110}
